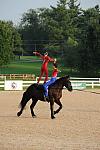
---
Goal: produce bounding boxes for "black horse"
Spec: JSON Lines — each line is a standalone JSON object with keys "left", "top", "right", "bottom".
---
{"left": 17, "top": 76, "right": 72, "bottom": 119}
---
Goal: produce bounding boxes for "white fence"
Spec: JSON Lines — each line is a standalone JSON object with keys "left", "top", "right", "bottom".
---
{"left": 0, "top": 77, "right": 100, "bottom": 90}
{"left": 70, "top": 77, "right": 100, "bottom": 89}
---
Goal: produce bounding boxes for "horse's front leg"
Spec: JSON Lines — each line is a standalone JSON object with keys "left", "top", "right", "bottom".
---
{"left": 30, "top": 98, "right": 38, "bottom": 118}
{"left": 54, "top": 99, "right": 62, "bottom": 115}
{"left": 50, "top": 98, "right": 55, "bottom": 119}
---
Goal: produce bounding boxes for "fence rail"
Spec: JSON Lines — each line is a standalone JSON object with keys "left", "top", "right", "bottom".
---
{"left": 0, "top": 77, "right": 100, "bottom": 90}
{"left": 0, "top": 74, "right": 35, "bottom": 80}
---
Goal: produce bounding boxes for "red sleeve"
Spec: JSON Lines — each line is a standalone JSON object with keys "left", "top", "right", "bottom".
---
{"left": 35, "top": 52, "right": 44, "bottom": 59}
{"left": 48, "top": 56, "right": 54, "bottom": 62}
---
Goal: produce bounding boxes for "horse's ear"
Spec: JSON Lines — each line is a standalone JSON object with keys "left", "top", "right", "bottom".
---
{"left": 66, "top": 75, "right": 70, "bottom": 79}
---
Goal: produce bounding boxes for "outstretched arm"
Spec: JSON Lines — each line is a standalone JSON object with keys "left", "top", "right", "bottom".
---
{"left": 33, "top": 52, "right": 43, "bottom": 59}
{"left": 48, "top": 56, "right": 55, "bottom": 62}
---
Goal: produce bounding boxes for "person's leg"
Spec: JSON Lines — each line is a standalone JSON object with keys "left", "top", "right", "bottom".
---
{"left": 37, "top": 68, "right": 44, "bottom": 83}
{"left": 43, "top": 78, "right": 56, "bottom": 97}
{"left": 45, "top": 77, "right": 56, "bottom": 87}
{"left": 43, "top": 84, "right": 49, "bottom": 102}
{"left": 44, "top": 68, "right": 48, "bottom": 83}
{"left": 43, "top": 84, "right": 48, "bottom": 97}
{"left": 43, "top": 79, "right": 51, "bottom": 97}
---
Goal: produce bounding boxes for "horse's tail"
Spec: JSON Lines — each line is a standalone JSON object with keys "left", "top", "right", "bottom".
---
{"left": 18, "top": 92, "right": 30, "bottom": 110}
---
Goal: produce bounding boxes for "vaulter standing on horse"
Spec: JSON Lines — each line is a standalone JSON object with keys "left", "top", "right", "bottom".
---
{"left": 43, "top": 59, "right": 61, "bottom": 101}
{"left": 33, "top": 51, "right": 55, "bottom": 83}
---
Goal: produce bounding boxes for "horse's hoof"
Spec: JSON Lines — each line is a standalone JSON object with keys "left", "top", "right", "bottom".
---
{"left": 54, "top": 111, "right": 56, "bottom": 115}
{"left": 51, "top": 116, "right": 55, "bottom": 119}
{"left": 17, "top": 112, "right": 21, "bottom": 117}
{"left": 32, "top": 115, "right": 37, "bottom": 118}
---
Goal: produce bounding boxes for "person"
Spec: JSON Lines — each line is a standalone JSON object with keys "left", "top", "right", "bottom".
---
{"left": 43, "top": 59, "right": 60, "bottom": 101}
{"left": 33, "top": 51, "right": 55, "bottom": 83}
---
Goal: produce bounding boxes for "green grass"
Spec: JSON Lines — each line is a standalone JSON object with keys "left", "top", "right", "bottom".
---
{"left": 0, "top": 62, "right": 40, "bottom": 75}
{"left": 0, "top": 56, "right": 50, "bottom": 75}
{"left": 0, "top": 56, "right": 77, "bottom": 77}
{"left": 0, "top": 62, "right": 66, "bottom": 76}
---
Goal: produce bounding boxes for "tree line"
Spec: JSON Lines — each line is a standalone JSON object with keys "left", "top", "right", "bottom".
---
{"left": 0, "top": 0, "right": 100, "bottom": 76}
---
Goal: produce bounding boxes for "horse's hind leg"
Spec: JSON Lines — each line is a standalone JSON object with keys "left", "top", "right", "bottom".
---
{"left": 30, "top": 99, "right": 38, "bottom": 118}
{"left": 17, "top": 100, "right": 27, "bottom": 117}
{"left": 17, "top": 108, "right": 23, "bottom": 117}
{"left": 54, "top": 99, "right": 62, "bottom": 115}
{"left": 17, "top": 92, "right": 29, "bottom": 117}
{"left": 50, "top": 99, "right": 55, "bottom": 119}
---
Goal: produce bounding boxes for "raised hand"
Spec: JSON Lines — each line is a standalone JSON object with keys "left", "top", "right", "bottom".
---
{"left": 33, "top": 52, "right": 36, "bottom": 54}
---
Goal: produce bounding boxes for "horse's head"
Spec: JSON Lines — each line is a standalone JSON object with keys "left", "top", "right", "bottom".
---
{"left": 63, "top": 75, "right": 73, "bottom": 91}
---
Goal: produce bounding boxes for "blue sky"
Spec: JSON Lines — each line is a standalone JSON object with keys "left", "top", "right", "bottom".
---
{"left": 0, "top": 0, "right": 100, "bottom": 25}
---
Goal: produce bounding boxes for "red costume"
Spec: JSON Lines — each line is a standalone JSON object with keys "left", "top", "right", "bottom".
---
{"left": 52, "top": 68, "right": 58, "bottom": 77}
{"left": 43, "top": 62, "right": 59, "bottom": 97}
{"left": 34, "top": 52, "right": 54, "bottom": 83}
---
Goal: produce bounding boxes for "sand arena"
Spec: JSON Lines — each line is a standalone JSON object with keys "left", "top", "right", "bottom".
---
{"left": 0, "top": 90, "right": 100, "bottom": 150}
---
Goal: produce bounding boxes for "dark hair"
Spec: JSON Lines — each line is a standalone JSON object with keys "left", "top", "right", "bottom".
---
{"left": 53, "top": 62, "right": 58, "bottom": 68}
{"left": 44, "top": 52, "right": 48, "bottom": 55}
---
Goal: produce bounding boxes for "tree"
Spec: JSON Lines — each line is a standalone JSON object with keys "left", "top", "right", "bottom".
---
{"left": 51, "top": 0, "right": 80, "bottom": 70}
{"left": 77, "top": 6, "right": 100, "bottom": 76}
{"left": 18, "top": 0, "right": 80, "bottom": 55}
{"left": 17, "top": 0, "right": 100, "bottom": 76}
{"left": 0, "top": 21, "right": 21, "bottom": 66}
{"left": 18, "top": 8, "right": 50, "bottom": 54}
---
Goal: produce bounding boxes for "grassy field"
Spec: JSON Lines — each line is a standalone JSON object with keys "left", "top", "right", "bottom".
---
{"left": 0, "top": 56, "right": 71, "bottom": 77}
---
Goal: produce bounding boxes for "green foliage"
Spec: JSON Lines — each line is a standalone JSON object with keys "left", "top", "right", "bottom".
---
{"left": 18, "top": 8, "right": 49, "bottom": 53}
{"left": 77, "top": 7, "right": 100, "bottom": 75}
{"left": 67, "top": 37, "right": 78, "bottom": 46}
{"left": 14, "top": 0, "right": 100, "bottom": 77}
{"left": 44, "top": 44, "right": 61, "bottom": 57}
{"left": 0, "top": 21, "right": 22, "bottom": 66}
{"left": 0, "top": 21, "right": 14, "bottom": 66}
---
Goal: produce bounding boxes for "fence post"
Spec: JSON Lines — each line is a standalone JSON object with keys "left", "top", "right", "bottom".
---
{"left": 36, "top": 77, "right": 38, "bottom": 82}
{"left": 92, "top": 82, "right": 94, "bottom": 88}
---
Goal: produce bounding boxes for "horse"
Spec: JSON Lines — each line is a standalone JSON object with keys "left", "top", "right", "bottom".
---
{"left": 17, "top": 75, "right": 72, "bottom": 119}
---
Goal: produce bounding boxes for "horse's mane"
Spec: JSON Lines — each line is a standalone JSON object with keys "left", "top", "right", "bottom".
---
{"left": 55, "top": 77, "right": 64, "bottom": 83}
